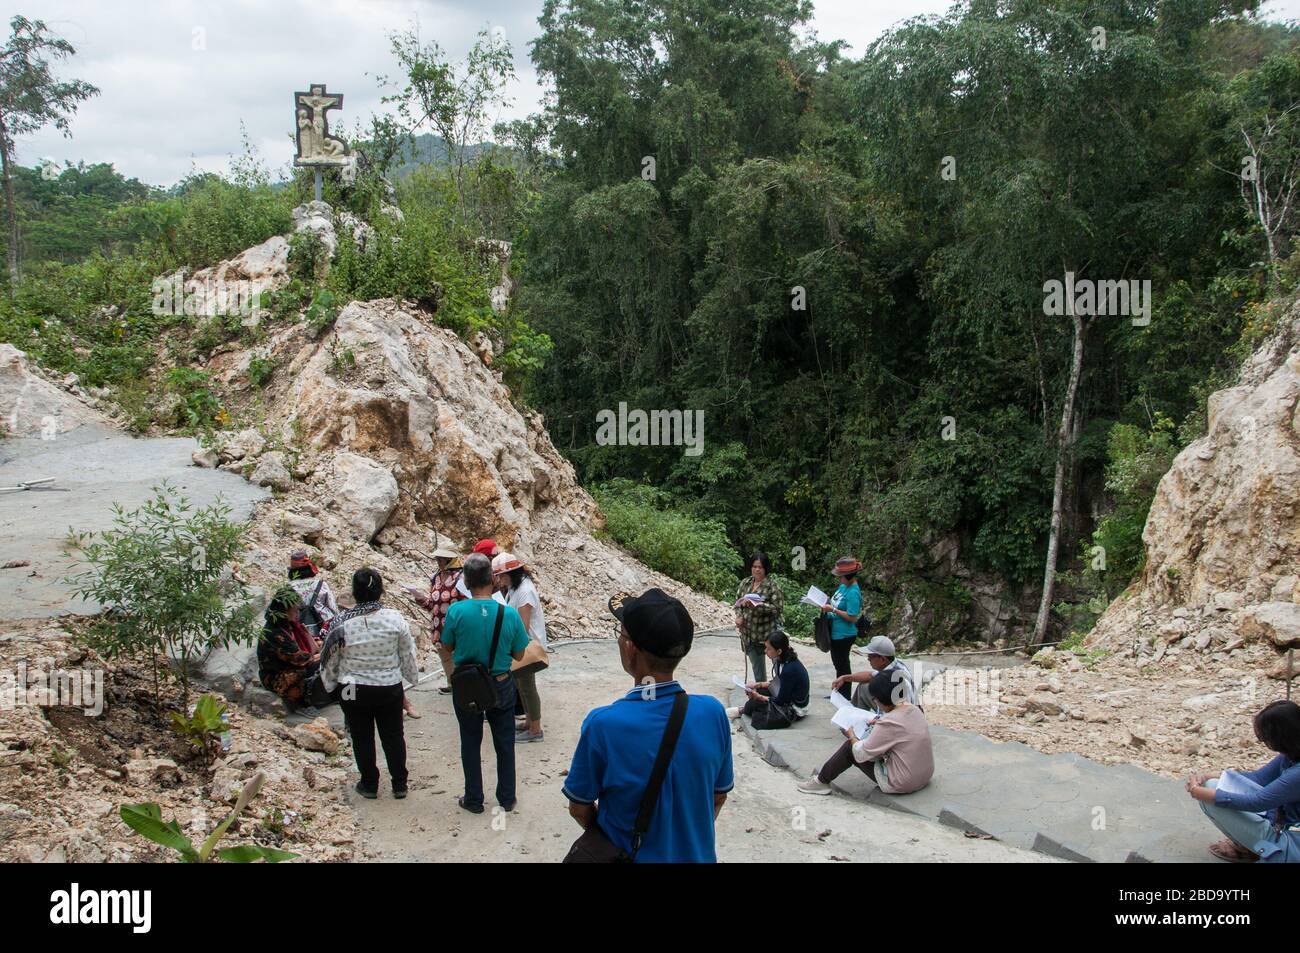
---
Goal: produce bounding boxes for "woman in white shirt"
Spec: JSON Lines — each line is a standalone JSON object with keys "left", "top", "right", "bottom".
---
{"left": 492, "top": 553, "right": 546, "bottom": 743}
{"left": 322, "top": 567, "right": 419, "bottom": 800}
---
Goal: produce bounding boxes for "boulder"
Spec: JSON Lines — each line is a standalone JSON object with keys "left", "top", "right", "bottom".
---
{"left": 291, "top": 201, "right": 338, "bottom": 261}
{"left": 279, "top": 512, "right": 325, "bottom": 543}
{"left": 330, "top": 452, "right": 399, "bottom": 542}
{"left": 280, "top": 718, "right": 340, "bottom": 756}
{"left": 1025, "top": 694, "right": 1063, "bottom": 716}
{"left": 216, "top": 428, "right": 265, "bottom": 462}
{"left": 124, "top": 757, "right": 180, "bottom": 785}
{"left": 250, "top": 451, "right": 292, "bottom": 491}
{"left": 199, "top": 644, "right": 259, "bottom": 700}
{"left": 192, "top": 447, "right": 219, "bottom": 468}
{"left": 1239, "top": 602, "right": 1300, "bottom": 650}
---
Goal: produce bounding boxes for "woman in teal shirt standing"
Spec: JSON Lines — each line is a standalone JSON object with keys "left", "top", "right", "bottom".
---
{"left": 822, "top": 557, "right": 863, "bottom": 700}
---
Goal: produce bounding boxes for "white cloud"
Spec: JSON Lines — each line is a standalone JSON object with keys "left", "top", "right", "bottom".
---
{"left": 5, "top": 0, "right": 1299, "bottom": 186}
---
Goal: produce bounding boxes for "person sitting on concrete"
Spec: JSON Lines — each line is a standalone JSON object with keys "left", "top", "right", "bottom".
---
{"left": 1186, "top": 699, "right": 1300, "bottom": 863}
{"left": 831, "top": 635, "right": 917, "bottom": 709}
{"left": 256, "top": 585, "right": 320, "bottom": 711}
{"left": 798, "top": 668, "right": 934, "bottom": 796}
{"left": 727, "top": 630, "right": 809, "bottom": 729}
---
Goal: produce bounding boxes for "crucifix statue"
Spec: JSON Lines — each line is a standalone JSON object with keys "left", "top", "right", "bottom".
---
{"left": 293, "top": 83, "right": 349, "bottom": 200}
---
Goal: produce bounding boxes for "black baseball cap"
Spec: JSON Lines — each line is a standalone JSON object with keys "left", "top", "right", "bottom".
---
{"left": 608, "top": 588, "right": 695, "bottom": 659}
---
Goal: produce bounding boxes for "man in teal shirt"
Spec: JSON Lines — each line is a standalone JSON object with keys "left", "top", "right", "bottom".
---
{"left": 441, "top": 553, "right": 530, "bottom": 813}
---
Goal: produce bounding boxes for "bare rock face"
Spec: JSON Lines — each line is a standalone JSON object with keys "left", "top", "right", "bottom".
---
{"left": 275, "top": 299, "right": 599, "bottom": 558}
{"left": 1140, "top": 309, "right": 1300, "bottom": 607}
{"left": 328, "top": 451, "right": 399, "bottom": 543}
{"left": 0, "top": 344, "right": 110, "bottom": 436}
{"left": 1092, "top": 303, "right": 1300, "bottom": 651}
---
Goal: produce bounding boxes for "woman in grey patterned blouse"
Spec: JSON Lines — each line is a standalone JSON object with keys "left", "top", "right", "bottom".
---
{"left": 734, "top": 552, "right": 784, "bottom": 683}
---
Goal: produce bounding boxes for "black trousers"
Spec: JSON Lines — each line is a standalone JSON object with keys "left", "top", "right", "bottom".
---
{"left": 830, "top": 638, "right": 853, "bottom": 699}
{"left": 341, "top": 682, "right": 408, "bottom": 791}
{"left": 818, "top": 739, "right": 877, "bottom": 784}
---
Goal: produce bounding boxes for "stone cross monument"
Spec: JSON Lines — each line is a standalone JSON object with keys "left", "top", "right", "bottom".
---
{"left": 293, "top": 83, "right": 349, "bottom": 200}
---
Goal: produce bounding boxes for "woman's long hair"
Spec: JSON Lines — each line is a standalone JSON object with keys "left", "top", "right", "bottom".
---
{"left": 766, "top": 629, "right": 796, "bottom": 665}
{"left": 506, "top": 566, "right": 533, "bottom": 594}
{"left": 263, "top": 585, "right": 301, "bottom": 635}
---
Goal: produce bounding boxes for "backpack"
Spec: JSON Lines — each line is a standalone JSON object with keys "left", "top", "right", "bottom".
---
{"left": 450, "top": 603, "right": 505, "bottom": 713}
{"left": 299, "top": 579, "right": 326, "bottom": 638}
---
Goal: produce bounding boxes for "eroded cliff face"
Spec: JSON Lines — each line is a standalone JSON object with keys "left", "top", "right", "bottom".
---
{"left": 1090, "top": 304, "right": 1300, "bottom": 683}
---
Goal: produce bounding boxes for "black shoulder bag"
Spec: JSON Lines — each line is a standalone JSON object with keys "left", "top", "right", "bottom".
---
{"left": 563, "top": 692, "right": 690, "bottom": 863}
{"left": 299, "top": 579, "right": 326, "bottom": 637}
{"left": 450, "top": 603, "right": 504, "bottom": 713}
{"left": 813, "top": 613, "right": 833, "bottom": 652}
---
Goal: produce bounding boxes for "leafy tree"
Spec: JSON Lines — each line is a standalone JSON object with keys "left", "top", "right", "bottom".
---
{"left": 0, "top": 15, "right": 98, "bottom": 290}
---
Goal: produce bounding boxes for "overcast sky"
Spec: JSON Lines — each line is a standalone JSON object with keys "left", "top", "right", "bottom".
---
{"left": 6, "top": 0, "right": 1300, "bottom": 187}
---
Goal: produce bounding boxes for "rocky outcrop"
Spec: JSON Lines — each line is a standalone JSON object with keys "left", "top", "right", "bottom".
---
{"left": 0, "top": 344, "right": 110, "bottom": 437}
{"left": 1090, "top": 303, "right": 1300, "bottom": 683}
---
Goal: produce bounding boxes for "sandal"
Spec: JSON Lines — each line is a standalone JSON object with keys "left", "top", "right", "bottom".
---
{"left": 1208, "top": 838, "right": 1257, "bottom": 862}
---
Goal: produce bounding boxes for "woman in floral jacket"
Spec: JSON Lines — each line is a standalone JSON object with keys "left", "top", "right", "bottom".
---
{"left": 256, "top": 586, "right": 320, "bottom": 710}
{"left": 734, "top": 552, "right": 784, "bottom": 683}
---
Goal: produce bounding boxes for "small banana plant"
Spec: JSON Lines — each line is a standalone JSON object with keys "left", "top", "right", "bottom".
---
{"left": 120, "top": 772, "right": 298, "bottom": 863}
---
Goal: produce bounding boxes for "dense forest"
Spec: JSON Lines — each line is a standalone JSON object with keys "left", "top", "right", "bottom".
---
{"left": 4, "top": 0, "right": 1300, "bottom": 648}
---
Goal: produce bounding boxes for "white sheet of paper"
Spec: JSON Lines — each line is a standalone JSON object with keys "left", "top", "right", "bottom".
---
{"left": 800, "top": 584, "right": 829, "bottom": 609}
{"left": 455, "top": 575, "right": 471, "bottom": 598}
{"left": 831, "top": 706, "right": 878, "bottom": 739}
{"left": 1216, "top": 769, "right": 1263, "bottom": 799}
{"left": 731, "top": 675, "right": 749, "bottom": 690}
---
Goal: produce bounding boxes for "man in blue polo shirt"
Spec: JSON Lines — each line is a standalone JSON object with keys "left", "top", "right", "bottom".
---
{"left": 563, "top": 588, "right": 734, "bottom": 862}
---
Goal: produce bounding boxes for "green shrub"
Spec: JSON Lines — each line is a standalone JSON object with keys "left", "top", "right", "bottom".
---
{"left": 247, "top": 355, "right": 276, "bottom": 388}
{"left": 171, "top": 693, "right": 230, "bottom": 766}
{"left": 592, "top": 479, "right": 739, "bottom": 599}
{"left": 68, "top": 483, "right": 260, "bottom": 706}
{"left": 163, "top": 367, "right": 223, "bottom": 432}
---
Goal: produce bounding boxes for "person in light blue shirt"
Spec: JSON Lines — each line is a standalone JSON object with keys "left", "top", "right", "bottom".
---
{"left": 563, "top": 588, "right": 734, "bottom": 862}
{"left": 822, "top": 557, "right": 863, "bottom": 700}
{"left": 441, "top": 553, "right": 530, "bottom": 815}
{"left": 1186, "top": 699, "right": 1300, "bottom": 862}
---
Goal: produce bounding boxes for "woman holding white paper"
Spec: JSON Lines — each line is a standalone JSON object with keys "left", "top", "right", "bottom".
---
{"left": 1186, "top": 700, "right": 1300, "bottom": 862}
{"left": 822, "top": 557, "right": 863, "bottom": 699}
{"left": 734, "top": 552, "right": 784, "bottom": 683}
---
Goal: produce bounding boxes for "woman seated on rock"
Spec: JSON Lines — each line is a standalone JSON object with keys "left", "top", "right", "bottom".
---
{"left": 798, "top": 669, "right": 934, "bottom": 796}
{"left": 256, "top": 585, "right": 320, "bottom": 711}
{"left": 1186, "top": 699, "right": 1300, "bottom": 863}
{"left": 727, "top": 630, "right": 808, "bottom": 729}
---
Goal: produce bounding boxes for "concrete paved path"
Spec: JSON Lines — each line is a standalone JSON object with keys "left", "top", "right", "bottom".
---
{"left": 728, "top": 636, "right": 1213, "bottom": 863}
{"left": 0, "top": 423, "right": 267, "bottom": 621}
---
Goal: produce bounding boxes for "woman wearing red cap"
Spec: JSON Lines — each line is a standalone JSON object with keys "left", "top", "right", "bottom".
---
{"left": 287, "top": 548, "right": 340, "bottom": 642}
{"left": 823, "top": 557, "right": 863, "bottom": 700}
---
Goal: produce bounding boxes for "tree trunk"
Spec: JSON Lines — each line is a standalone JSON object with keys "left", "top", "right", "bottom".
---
{"left": 1032, "top": 311, "right": 1088, "bottom": 645}
{"left": 0, "top": 113, "right": 17, "bottom": 294}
